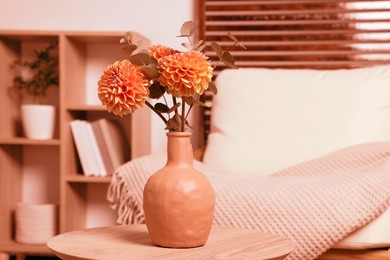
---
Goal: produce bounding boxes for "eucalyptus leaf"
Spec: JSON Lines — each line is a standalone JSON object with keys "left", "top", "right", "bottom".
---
{"left": 142, "top": 67, "right": 160, "bottom": 80}
{"left": 223, "top": 51, "right": 235, "bottom": 64}
{"left": 121, "top": 44, "right": 138, "bottom": 55}
{"left": 222, "top": 59, "right": 238, "bottom": 69}
{"left": 222, "top": 52, "right": 238, "bottom": 69}
{"left": 208, "top": 81, "right": 218, "bottom": 95}
{"left": 124, "top": 32, "right": 132, "bottom": 44}
{"left": 182, "top": 96, "right": 194, "bottom": 105}
{"left": 181, "top": 42, "right": 191, "bottom": 50}
{"left": 193, "top": 99, "right": 207, "bottom": 107}
{"left": 149, "top": 57, "right": 158, "bottom": 66}
{"left": 155, "top": 103, "right": 169, "bottom": 113}
{"left": 167, "top": 102, "right": 181, "bottom": 113}
{"left": 165, "top": 117, "right": 180, "bottom": 131}
{"left": 129, "top": 52, "right": 150, "bottom": 66}
{"left": 194, "top": 43, "right": 206, "bottom": 52}
{"left": 180, "top": 21, "right": 194, "bottom": 36}
{"left": 227, "top": 32, "right": 239, "bottom": 43}
{"left": 211, "top": 42, "right": 223, "bottom": 60}
{"left": 149, "top": 83, "right": 166, "bottom": 99}
{"left": 193, "top": 40, "right": 204, "bottom": 50}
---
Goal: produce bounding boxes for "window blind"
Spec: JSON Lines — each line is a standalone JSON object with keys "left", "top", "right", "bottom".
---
{"left": 197, "top": 0, "right": 390, "bottom": 142}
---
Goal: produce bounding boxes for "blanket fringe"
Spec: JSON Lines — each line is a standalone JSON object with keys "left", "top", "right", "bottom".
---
{"left": 107, "top": 172, "right": 145, "bottom": 225}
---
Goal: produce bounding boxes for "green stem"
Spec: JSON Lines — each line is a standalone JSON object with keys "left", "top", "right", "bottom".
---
{"left": 145, "top": 100, "right": 167, "bottom": 124}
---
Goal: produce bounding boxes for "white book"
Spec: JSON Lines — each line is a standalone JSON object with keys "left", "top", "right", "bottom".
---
{"left": 83, "top": 120, "right": 107, "bottom": 177}
{"left": 69, "top": 120, "right": 92, "bottom": 176}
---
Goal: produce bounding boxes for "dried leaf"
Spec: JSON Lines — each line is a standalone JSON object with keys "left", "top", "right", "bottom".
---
{"left": 182, "top": 96, "right": 207, "bottom": 106}
{"left": 121, "top": 44, "right": 138, "bottom": 55}
{"left": 223, "top": 51, "right": 235, "bottom": 64}
{"left": 129, "top": 52, "right": 150, "bottom": 66}
{"left": 142, "top": 67, "right": 160, "bottom": 80}
{"left": 155, "top": 103, "right": 169, "bottom": 113}
{"left": 124, "top": 32, "right": 132, "bottom": 44}
{"left": 182, "top": 96, "right": 194, "bottom": 105}
{"left": 180, "top": 21, "right": 194, "bottom": 36}
{"left": 149, "top": 57, "right": 158, "bottom": 66}
{"left": 208, "top": 81, "right": 218, "bottom": 95}
{"left": 181, "top": 42, "right": 191, "bottom": 50}
{"left": 165, "top": 116, "right": 180, "bottom": 131}
{"left": 227, "top": 32, "right": 238, "bottom": 43}
{"left": 149, "top": 83, "right": 166, "bottom": 99}
{"left": 194, "top": 43, "right": 206, "bottom": 52}
{"left": 222, "top": 52, "right": 238, "bottom": 69}
{"left": 167, "top": 102, "right": 181, "bottom": 113}
{"left": 211, "top": 42, "right": 223, "bottom": 60}
{"left": 193, "top": 40, "right": 204, "bottom": 50}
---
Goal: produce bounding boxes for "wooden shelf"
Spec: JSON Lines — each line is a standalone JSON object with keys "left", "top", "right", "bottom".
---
{"left": 0, "top": 137, "right": 60, "bottom": 146}
{"left": 65, "top": 175, "right": 112, "bottom": 184}
{"left": 0, "top": 29, "right": 151, "bottom": 258}
{"left": 0, "top": 241, "right": 53, "bottom": 255}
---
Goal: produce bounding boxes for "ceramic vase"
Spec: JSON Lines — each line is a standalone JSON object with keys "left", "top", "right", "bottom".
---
{"left": 143, "top": 132, "right": 215, "bottom": 248}
{"left": 21, "top": 104, "right": 55, "bottom": 140}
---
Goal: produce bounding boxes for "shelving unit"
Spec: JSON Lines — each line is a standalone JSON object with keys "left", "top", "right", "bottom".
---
{"left": 0, "top": 30, "right": 151, "bottom": 259}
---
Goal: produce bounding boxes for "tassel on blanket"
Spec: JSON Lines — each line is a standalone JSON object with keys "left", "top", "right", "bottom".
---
{"left": 107, "top": 172, "right": 144, "bottom": 225}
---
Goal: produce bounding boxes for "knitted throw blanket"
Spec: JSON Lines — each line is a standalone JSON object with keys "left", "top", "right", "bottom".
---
{"left": 107, "top": 142, "right": 390, "bottom": 259}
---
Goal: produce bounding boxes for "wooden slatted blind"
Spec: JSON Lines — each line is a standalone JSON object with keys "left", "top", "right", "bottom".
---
{"left": 197, "top": 0, "right": 390, "bottom": 143}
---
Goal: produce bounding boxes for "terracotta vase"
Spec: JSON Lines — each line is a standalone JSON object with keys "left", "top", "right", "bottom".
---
{"left": 143, "top": 132, "right": 215, "bottom": 248}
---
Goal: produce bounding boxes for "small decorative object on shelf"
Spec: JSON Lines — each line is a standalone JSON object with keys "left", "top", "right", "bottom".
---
{"left": 97, "top": 21, "right": 245, "bottom": 248}
{"left": 11, "top": 41, "right": 59, "bottom": 140}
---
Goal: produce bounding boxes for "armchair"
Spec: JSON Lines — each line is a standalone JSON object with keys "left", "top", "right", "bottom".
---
{"left": 108, "top": 65, "right": 390, "bottom": 259}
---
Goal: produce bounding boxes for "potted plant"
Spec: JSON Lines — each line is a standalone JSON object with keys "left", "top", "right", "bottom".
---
{"left": 11, "top": 41, "right": 59, "bottom": 140}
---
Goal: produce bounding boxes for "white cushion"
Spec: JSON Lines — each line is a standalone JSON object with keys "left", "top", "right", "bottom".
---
{"left": 203, "top": 66, "right": 390, "bottom": 175}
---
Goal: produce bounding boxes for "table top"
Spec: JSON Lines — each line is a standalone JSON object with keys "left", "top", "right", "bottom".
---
{"left": 47, "top": 224, "right": 295, "bottom": 260}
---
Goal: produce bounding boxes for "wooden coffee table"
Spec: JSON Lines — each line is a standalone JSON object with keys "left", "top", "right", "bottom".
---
{"left": 47, "top": 224, "right": 295, "bottom": 259}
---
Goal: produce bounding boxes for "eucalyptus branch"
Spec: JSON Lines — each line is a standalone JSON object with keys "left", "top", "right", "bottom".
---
{"left": 187, "top": 36, "right": 193, "bottom": 47}
{"left": 181, "top": 101, "right": 186, "bottom": 132}
{"left": 212, "top": 42, "right": 238, "bottom": 70}
{"left": 145, "top": 100, "right": 168, "bottom": 124}
{"left": 184, "top": 104, "right": 193, "bottom": 122}
{"left": 172, "top": 96, "right": 179, "bottom": 114}
{"left": 162, "top": 94, "right": 171, "bottom": 120}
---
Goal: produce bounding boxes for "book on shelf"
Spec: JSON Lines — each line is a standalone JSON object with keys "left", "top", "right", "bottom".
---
{"left": 69, "top": 118, "right": 129, "bottom": 177}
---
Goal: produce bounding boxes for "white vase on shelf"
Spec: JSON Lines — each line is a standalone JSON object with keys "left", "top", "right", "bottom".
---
{"left": 21, "top": 104, "right": 56, "bottom": 140}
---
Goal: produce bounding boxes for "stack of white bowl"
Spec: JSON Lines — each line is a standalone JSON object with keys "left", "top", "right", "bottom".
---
{"left": 15, "top": 203, "right": 58, "bottom": 244}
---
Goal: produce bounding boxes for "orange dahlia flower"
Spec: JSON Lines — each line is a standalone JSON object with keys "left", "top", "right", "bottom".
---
{"left": 97, "top": 60, "right": 150, "bottom": 116}
{"left": 158, "top": 51, "right": 212, "bottom": 98}
{"left": 149, "top": 44, "right": 178, "bottom": 60}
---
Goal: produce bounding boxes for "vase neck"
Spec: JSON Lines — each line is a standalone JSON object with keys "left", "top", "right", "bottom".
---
{"left": 166, "top": 132, "right": 193, "bottom": 166}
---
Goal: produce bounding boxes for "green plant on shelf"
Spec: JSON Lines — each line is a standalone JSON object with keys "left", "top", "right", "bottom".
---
{"left": 10, "top": 41, "right": 59, "bottom": 104}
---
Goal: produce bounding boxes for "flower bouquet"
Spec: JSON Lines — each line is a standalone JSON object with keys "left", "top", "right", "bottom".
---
{"left": 97, "top": 21, "right": 245, "bottom": 248}
{"left": 97, "top": 21, "right": 244, "bottom": 132}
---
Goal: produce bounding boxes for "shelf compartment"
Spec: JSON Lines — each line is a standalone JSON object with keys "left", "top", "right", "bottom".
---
{"left": 0, "top": 137, "right": 60, "bottom": 146}
{"left": 0, "top": 240, "right": 53, "bottom": 255}
{"left": 65, "top": 175, "right": 112, "bottom": 184}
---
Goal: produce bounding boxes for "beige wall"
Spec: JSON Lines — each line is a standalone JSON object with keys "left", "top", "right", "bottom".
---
{"left": 0, "top": 0, "right": 194, "bottom": 154}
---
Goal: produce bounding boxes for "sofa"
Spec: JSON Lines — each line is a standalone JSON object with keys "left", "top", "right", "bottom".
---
{"left": 108, "top": 65, "right": 390, "bottom": 259}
